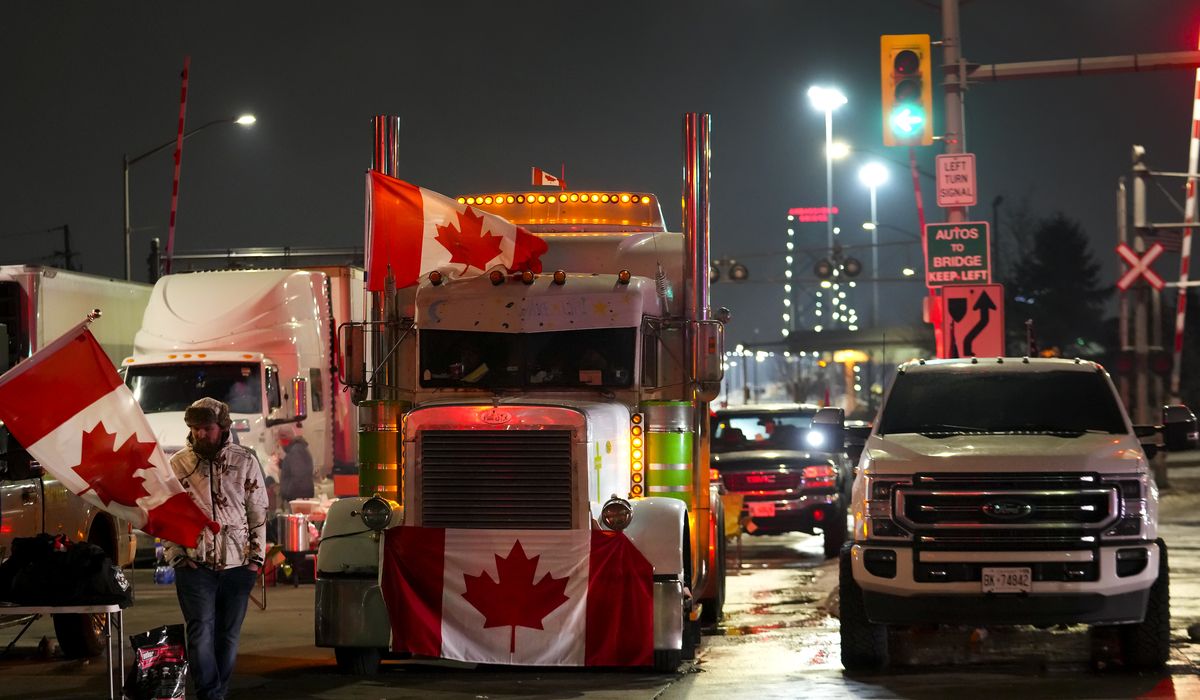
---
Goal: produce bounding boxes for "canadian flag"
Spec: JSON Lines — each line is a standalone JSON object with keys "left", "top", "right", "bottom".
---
{"left": 0, "top": 322, "right": 217, "bottom": 547}
{"left": 365, "top": 171, "right": 549, "bottom": 292}
{"left": 381, "top": 527, "right": 654, "bottom": 666}
{"left": 531, "top": 166, "right": 564, "bottom": 189}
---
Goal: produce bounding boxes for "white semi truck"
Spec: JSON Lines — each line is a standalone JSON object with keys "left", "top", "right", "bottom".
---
{"left": 0, "top": 264, "right": 151, "bottom": 656}
{"left": 122, "top": 267, "right": 366, "bottom": 495}
{"left": 314, "top": 114, "right": 748, "bottom": 673}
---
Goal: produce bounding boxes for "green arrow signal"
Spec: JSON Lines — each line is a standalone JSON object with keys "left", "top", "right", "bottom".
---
{"left": 890, "top": 106, "right": 925, "bottom": 135}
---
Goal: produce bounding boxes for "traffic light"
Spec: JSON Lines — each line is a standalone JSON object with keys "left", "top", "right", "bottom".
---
{"left": 880, "top": 34, "right": 933, "bottom": 147}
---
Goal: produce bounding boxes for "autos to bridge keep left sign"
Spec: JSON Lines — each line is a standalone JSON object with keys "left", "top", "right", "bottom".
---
{"left": 941, "top": 284, "right": 1005, "bottom": 358}
{"left": 924, "top": 221, "right": 991, "bottom": 287}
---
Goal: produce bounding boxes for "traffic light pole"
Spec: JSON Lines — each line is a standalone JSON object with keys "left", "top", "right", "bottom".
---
{"left": 940, "top": 0, "right": 966, "bottom": 226}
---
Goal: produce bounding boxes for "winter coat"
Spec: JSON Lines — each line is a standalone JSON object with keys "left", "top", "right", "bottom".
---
{"left": 280, "top": 437, "right": 315, "bottom": 502}
{"left": 163, "top": 432, "right": 269, "bottom": 570}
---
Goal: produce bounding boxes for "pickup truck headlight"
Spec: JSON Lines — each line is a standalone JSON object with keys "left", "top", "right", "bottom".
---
{"left": 863, "top": 476, "right": 911, "bottom": 540}
{"left": 1102, "top": 475, "right": 1147, "bottom": 540}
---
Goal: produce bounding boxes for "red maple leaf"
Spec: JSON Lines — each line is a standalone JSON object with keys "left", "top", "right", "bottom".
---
{"left": 433, "top": 206, "right": 503, "bottom": 272}
{"left": 72, "top": 423, "right": 154, "bottom": 508}
{"left": 461, "top": 540, "right": 570, "bottom": 653}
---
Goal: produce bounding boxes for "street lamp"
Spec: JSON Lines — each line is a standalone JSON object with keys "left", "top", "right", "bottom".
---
{"left": 858, "top": 161, "right": 889, "bottom": 327}
{"left": 807, "top": 86, "right": 847, "bottom": 255}
{"left": 123, "top": 113, "right": 256, "bottom": 280}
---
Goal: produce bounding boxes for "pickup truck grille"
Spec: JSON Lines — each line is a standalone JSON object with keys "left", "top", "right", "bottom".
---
{"left": 896, "top": 473, "right": 1120, "bottom": 550}
{"left": 420, "top": 429, "right": 573, "bottom": 529}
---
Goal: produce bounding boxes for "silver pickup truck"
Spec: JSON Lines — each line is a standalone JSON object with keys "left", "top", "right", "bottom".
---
{"left": 839, "top": 357, "right": 1197, "bottom": 671}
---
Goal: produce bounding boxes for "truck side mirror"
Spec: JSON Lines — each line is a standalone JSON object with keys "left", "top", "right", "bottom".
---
{"left": 1134, "top": 423, "right": 1163, "bottom": 460}
{"left": 292, "top": 376, "right": 308, "bottom": 421}
{"left": 694, "top": 320, "right": 724, "bottom": 401}
{"left": 811, "top": 407, "right": 846, "bottom": 452}
{"left": 845, "top": 420, "right": 873, "bottom": 466}
{"left": 340, "top": 324, "right": 367, "bottom": 393}
{"left": 1162, "top": 404, "right": 1199, "bottom": 452}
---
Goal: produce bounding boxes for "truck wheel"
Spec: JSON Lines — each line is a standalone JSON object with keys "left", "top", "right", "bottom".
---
{"left": 838, "top": 544, "right": 888, "bottom": 671}
{"left": 823, "top": 504, "right": 848, "bottom": 560}
{"left": 700, "top": 510, "right": 727, "bottom": 626}
{"left": 653, "top": 648, "right": 682, "bottom": 673}
{"left": 53, "top": 612, "right": 107, "bottom": 659}
{"left": 1118, "top": 540, "right": 1170, "bottom": 670}
{"left": 334, "top": 646, "right": 382, "bottom": 675}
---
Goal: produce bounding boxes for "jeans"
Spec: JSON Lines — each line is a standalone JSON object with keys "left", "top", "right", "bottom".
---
{"left": 175, "top": 565, "right": 258, "bottom": 700}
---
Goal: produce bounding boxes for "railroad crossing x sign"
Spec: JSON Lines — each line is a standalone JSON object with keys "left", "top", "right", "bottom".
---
{"left": 1116, "top": 242, "right": 1165, "bottom": 291}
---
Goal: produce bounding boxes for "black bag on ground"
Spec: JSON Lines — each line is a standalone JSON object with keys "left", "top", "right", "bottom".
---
{"left": 124, "top": 624, "right": 188, "bottom": 700}
{"left": 8, "top": 540, "right": 133, "bottom": 607}
{"left": 0, "top": 533, "right": 60, "bottom": 602}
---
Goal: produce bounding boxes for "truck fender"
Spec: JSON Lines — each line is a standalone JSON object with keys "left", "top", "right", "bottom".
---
{"left": 595, "top": 497, "right": 687, "bottom": 578}
{"left": 316, "top": 497, "right": 402, "bottom": 577}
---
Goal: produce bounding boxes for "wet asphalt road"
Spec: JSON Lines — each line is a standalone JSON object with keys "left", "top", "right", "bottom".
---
{"left": 4, "top": 455, "right": 1200, "bottom": 699}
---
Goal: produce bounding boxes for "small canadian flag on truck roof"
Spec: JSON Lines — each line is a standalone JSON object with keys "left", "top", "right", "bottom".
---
{"left": 532, "top": 166, "right": 565, "bottom": 190}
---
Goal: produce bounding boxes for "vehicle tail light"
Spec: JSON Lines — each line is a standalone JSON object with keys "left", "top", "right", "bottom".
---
{"left": 802, "top": 464, "right": 836, "bottom": 489}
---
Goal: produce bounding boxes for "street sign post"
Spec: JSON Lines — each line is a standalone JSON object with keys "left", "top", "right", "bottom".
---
{"left": 935, "top": 153, "right": 977, "bottom": 207}
{"left": 924, "top": 221, "right": 991, "bottom": 286}
{"left": 941, "top": 284, "right": 1005, "bottom": 357}
{"left": 1116, "top": 241, "right": 1165, "bottom": 291}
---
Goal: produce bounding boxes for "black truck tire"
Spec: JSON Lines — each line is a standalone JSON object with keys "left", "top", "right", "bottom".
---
{"left": 700, "top": 507, "right": 727, "bottom": 626}
{"left": 335, "top": 646, "right": 382, "bottom": 675}
{"left": 53, "top": 612, "right": 107, "bottom": 659}
{"left": 823, "top": 504, "right": 848, "bottom": 560}
{"left": 838, "top": 544, "right": 889, "bottom": 671}
{"left": 1118, "top": 540, "right": 1171, "bottom": 670}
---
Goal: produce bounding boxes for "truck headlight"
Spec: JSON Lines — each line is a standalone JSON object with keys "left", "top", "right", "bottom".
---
{"left": 601, "top": 496, "right": 634, "bottom": 531}
{"left": 360, "top": 496, "right": 394, "bottom": 531}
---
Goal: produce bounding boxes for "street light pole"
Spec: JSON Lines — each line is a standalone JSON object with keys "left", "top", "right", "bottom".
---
{"left": 123, "top": 114, "right": 255, "bottom": 280}
{"left": 808, "top": 86, "right": 847, "bottom": 328}
{"left": 858, "top": 162, "right": 889, "bottom": 328}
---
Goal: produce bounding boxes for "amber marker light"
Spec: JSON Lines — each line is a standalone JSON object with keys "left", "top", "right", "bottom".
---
{"left": 552, "top": 270, "right": 567, "bottom": 285}
{"left": 620, "top": 194, "right": 631, "bottom": 203}
{"left": 569, "top": 193, "right": 579, "bottom": 202}
{"left": 537, "top": 194, "right": 547, "bottom": 203}
{"left": 489, "top": 270, "right": 505, "bottom": 285}
{"left": 428, "top": 271, "right": 444, "bottom": 286}
{"left": 617, "top": 269, "right": 632, "bottom": 285}
{"left": 457, "top": 197, "right": 466, "bottom": 204}
{"left": 640, "top": 196, "right": 650, "bottom": 204}
{"left": 521, "top": 270, "right": 535, "bottom": 285}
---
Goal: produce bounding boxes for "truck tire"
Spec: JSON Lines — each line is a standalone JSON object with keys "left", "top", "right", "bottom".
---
{"left": 838, "top": 544, "right": 888, "bottom": 671}
{"left": 55, "top": 519, "right": 117, "bottom": 659}
{"left": 1118, "top": 540, "right": 1170, "bottom": 670}
{"left": 53, "top": 612, "right": 107, "bottom": 659}
{"left": 653, "top": 648, "right": 682, "bottom": 673}
{"left": 335, "top": 646, "right": 382, "bottom": 675}
{"left": 699, "top": 507, "right": 726, "bottom": 626}
{"left": 823, "top": 504, "right": 848, "bottom": 560}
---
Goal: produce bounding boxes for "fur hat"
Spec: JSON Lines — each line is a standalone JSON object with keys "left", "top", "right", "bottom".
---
{"left": 184, "top": 397, "right": 231, "bottom": 429}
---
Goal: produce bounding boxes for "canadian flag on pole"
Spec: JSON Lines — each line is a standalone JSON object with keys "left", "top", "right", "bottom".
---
{"left": 382, "top": 527, "right": 654, "bottom": 666}
{"left": 0, "top": 322, "right": 217, "bottom": 547}
{"left": 531, "top": 166, "right": 564, "bottom": 189}
{"left": 365, "top": 171, "right": 549, "bottom": 292}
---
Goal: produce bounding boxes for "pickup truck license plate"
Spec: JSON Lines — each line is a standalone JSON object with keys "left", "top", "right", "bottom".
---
{"left": 748, "top": 502, "right": 776, "bottom": 518}
{"left": 981, "top": 567, "right": 1032, "bottom": 593}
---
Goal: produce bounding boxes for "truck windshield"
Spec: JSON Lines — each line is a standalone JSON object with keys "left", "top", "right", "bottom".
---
{"left": 877, "top": 370, "right": 1127, "bottom": 436}
{"left": 420, "top": 328, "right": 636, "bottom": 389}
{"left": 125, "top": 362, "right": 262, "bottom": 414}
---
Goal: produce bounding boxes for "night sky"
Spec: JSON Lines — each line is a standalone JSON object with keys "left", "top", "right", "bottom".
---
{"left": 3, "top": 1, "right": 1197, "bottom": 348}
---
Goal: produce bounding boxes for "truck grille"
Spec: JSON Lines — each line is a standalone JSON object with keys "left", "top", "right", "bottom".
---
{"left": 420, "top": 429, "right": 573, "bottom": 529}
{"left": 896, "top": 473, "right": 1120, "bottom": 550}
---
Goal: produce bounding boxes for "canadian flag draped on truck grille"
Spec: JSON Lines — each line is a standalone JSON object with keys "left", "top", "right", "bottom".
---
{"left": 0, "top": 322, "right": 217, "bottom": 547}
{"left": 365, "top": 171, "right": 549, "bottom": 292}
{"left": 381, "top": 527, "right": 654, "bottom": 666}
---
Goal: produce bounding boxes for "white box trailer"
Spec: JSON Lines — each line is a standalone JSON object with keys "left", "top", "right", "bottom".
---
{"left": 0, "top": 265, "right": 152, "bottom": 657}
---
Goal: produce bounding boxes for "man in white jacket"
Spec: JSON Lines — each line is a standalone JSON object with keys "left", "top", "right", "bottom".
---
{"left": 164, "top": 397, "right": 268, "bottom": 700}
